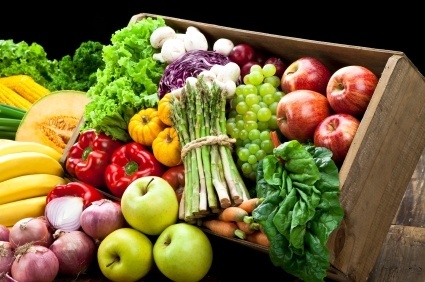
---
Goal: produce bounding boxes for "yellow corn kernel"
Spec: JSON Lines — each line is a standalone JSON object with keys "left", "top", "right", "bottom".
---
{"left": 0, "top": 75, "right": 50, "bottom": 103}
{"left": 0, "top": 84, "right": 32, "bottom": 110}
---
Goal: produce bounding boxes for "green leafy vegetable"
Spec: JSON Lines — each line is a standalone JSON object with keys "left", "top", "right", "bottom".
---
{"left": 253, "top": 140, "right": 344, "bottom": 282}
{"left": 0, "top": 39, "right": 105, "bottom": 92}
{"left": 49, "top": 41, "right": 105, "bottom": 92}
{"left": 81, "top": 16, "right": 167, "bottom": 142}
{"left": 0, "top": 39, "right": 57, "bottom": 88}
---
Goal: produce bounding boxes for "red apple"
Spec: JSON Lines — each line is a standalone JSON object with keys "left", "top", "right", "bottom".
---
{"left": 326, "top": 65, "right": 378, "bottom": 117}
{"left": 229, "top": 43, "right": 256, "bottom": 67}
{"left": 280, "top": 57, "right": 331, "bottom": 95}
{"left": 264, "top": 57, "right": 287, "bottom": 78}
{"left": 313, "top": 113, "right": 360, "bottom": 165}
{"left": 276, "top": 89, "right": 332, "bottom": 142}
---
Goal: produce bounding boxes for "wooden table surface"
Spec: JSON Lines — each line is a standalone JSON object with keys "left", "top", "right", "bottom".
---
{"left": 367, "top": 148, "right": 425, "bottom": 281}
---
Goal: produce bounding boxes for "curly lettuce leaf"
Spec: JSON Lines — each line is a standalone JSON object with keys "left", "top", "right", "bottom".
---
{"left": 81, "top": 17, "right": 167, "bottom": 141}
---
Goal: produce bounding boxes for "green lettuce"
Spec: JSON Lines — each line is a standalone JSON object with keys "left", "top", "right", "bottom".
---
{"left": 81, "top": 17, "right": 167, "bottom": 141}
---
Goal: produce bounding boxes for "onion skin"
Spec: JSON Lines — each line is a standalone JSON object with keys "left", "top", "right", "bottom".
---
{"left": 11, "top": 243, "right": 59, "bottom": 282}
{"left": 49, "top": 230, "right": 96, "bottom": 276}
{"left": 80, "top": 199, "right": 125, "bottom": 242}
{"left": 9, "top": 217, "right": 53, "bottom": 249}
{"left": 0, "top": 226, "right": 9, "bottom": 242}
{"left": 0, "top": 241, "right": 14, "bottom": 274}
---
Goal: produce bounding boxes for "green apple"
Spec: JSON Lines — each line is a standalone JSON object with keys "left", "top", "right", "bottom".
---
{"left": 97, "top": 227, "right": 153, "bottom": 282}
{"left": 121, "top": 176, "right": 179, "bottom": 236}
{"left": 153, "top": 223, "right": 213, "bottom": 282}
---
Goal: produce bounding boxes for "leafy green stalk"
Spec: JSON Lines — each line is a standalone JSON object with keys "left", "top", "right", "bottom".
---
{"left": 253, "top": 140, "right": 344, "bottom": 282}
{"left": 0, "top": 104, "right": 26, "bottom": 119}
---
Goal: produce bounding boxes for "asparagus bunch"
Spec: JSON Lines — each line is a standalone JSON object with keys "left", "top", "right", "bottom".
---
{"left": 170, "top": 76, "right": 250, "bottom": 223}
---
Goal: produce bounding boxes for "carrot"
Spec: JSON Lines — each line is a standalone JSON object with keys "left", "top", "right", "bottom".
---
{"left": 203, "top": 219, "right": 240, "bottom": 238}
{"left": 217, "top": 206, "right": 248, "bottom": 222}
{"left": 246, "top": 230, "right": 270, "bottom": 247}
{"left": 236, "top": 220, "right": 259, "bottom": 235}
{"left": 238, "top": 197, "right": 264, "bottom": 213}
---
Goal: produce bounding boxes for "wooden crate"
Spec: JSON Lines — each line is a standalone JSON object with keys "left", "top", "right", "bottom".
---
{"left": 125, "top": 13, "right": 425, "bottom": 282}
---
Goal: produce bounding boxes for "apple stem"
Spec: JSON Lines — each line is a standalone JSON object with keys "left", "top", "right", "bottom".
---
{"left": 106, "top": 258, "right": 118, "bottom": 267}
{"left": 146, "top": 177, "right": 155, "bottom": 189}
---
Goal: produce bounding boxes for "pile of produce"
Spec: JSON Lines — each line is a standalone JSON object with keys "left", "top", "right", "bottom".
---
{"left": 0, "top": 14, "right": 380, "bottom": 282}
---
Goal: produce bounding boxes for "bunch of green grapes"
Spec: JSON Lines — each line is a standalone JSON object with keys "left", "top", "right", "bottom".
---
{"left": 226, "top": 63, "right": 284, "bottom": 180}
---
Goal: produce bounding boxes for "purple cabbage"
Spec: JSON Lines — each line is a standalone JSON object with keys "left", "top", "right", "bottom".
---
{"left": 158, "top": 49, "right": 231, "bottom": 98}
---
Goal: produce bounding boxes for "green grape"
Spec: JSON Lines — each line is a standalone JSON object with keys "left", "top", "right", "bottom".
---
{"left": 236, "top": 101, "right": 248, "bottom": 115}
{"left": 262, "top": 63, "right": 276, "bottom": 77}
{"left": 235, "top": 85, "right": 245, "bottom": 96}
{"left": 268, "top": 115, "right": 279, "bottom": 130}
{"left": 248, "top": 129, "right": 261, "bottom": 140}
{"left": 243, "top": 84, "right": 258, "bottom": 95}
{"left": 260, "top": 130, "right": 271, "bottom": 141}
{"left": 264, "top": 76, "right": 281, "bottom": 88}
{"left": 257, "top": 107, "right": 272, "bottom": 122}
{"left": 261, "top": 139, "right": 274, "bottom": 153}
{"left": 268, "top": 102, "right": 278, "bottom": 115}
{"left": 239, "top": 129, "right": 249, "bottom": 140}
{"left": 242, "top": 138, "right": 251, "bottom": 147}
{"left": 244, "top": 120, "right": 258, "bottom": 131}
{"left": 237, "top": 147, "right": 250, "bottom": 162}
{"left": 274, "top": 91, "right": 285, "bottom": 102}
{"left": 262, "top": 94, "right": 275, "bottom": 105}
{"left": 235, "top": 114, "right": 244, "bottom": 122}
{"left": 250, "top": 64, "right": 263, "bottom": 73}
{"left": 259, "top": 83, "right": 276, "bottom": 96}
{"left": 257, "top": 121, "right": 269, "bottom": 131}
{"left": 249, "top": 70, "right": 264, "bottom": 85}
{"left": 251, "top": 162, "right": 258, "bottom": 172}
{"left": 243, "top": 111, "right": 257, "bottom": 122}
{"left": 248, "top": 143, "right": 260, "bottom": 154}
{"left": 236, "top": 120, "right": 245, "bottom": 130}
{"left": 258, "top": 101, "right": 268, "bottom": 108}
{"left": 245, "top": 93, "right": 259, "bottom": 107}
{"left": 226, "top": 122, "right": 235, "bottom": 135}
{"left": 241, "top": 162, "right": 252, "bottom": 175}
{"left": 249, "top": 103, "right": 261, "bottom": 113}
{"left": 243, "top": 75, "right": 250, "bottom": 85}
{"left": 251, "top": 138, "right": 262, "bottom": 146}
{"left": 231, "top": 127, "right": 240, "bottom": 139}
{"left": 255, "top": 149, "right": 267, "bottom": 160}
{"left": 227, "top": 109, "right": 238, "bottom": 119}
{"left": 247, "top": 155, "right": 257, "bottom": 165}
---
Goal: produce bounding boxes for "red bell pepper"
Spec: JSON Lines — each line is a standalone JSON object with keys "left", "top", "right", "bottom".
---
{"left": 46, "top": 181, "right": 105, "bottom": 209}
{"left": 65, "top": 129, "right": 124, "bottom": 188}
{"left": 104, "top": 142, "right": 166, "bottom": 198}
{"left": 161, "top": 164, "right": 185, "bottom": 203}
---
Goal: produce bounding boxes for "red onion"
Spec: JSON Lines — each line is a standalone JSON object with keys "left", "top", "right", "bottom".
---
{"left": 0, "top": 226, "right": 9, "bottom": 242}
{"left": 45, "top": 196, "right": 84, "bottom": 232}
{"left": 80, "top": 199, "right": 125, "bottom": 242}
{"left": 49, "top": 230, "right": 96, "bottom": 276}
{"left": 9, "top": 217, "right": 53, "bottom": 249}
{"left": 11, "top": 243, "right": 59, "bottom": 282}
{"left": 0, "top": 241, "right": 14, "bottom": 275}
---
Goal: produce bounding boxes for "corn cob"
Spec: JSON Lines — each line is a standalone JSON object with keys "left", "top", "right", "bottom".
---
{"left": 0, "top": 75, "right": 50, "bottom": 103}
{"left": 0, "top": 83, "right": 32, "bottom": 110}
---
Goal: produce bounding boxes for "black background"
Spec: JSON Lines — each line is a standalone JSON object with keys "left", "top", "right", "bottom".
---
{"left": 1, "top": 3, "right": 424, "bottom": 75}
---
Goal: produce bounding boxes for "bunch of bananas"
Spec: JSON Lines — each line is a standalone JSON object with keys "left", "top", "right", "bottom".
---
{"left": 0, "top": 139, "right": 67, "bottom": 227}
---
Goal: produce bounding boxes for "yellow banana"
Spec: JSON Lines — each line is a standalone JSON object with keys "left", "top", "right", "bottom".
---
{"left": 0, "top": 174, "right": 67, "bottom": 205}
{"left": 0, "top": 139, "right": 13, "bottom": 144}
{"left": 0, "top": 196, "right": 46, "bottom": 227}
{"left": 0, "top": 140, "right": 62, "bottom": 161}
{"left": 0, "top": 151, "right": 64, "bottom": 182}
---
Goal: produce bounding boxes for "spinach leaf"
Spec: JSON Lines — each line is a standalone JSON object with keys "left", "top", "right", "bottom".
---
{"left": 252, "top": 140, "right": 343, "bottom": 282}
